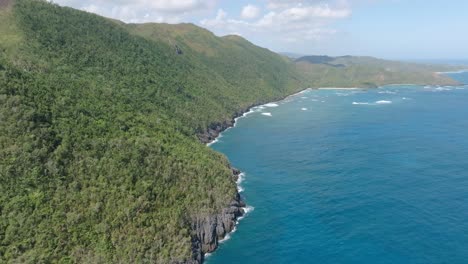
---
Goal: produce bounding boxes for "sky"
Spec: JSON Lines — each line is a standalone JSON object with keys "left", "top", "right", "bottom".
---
{"left": 51, "top": 0, "right": 468, "bottom": 60}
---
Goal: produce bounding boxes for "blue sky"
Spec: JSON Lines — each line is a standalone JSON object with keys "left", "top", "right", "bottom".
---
{"left": 53, "top": 0, "right": 468, "bottom": 60}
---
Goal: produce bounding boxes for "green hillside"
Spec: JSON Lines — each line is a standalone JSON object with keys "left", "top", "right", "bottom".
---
{"left": 0, "top": 0, "right": 461, "bottom": 263}
{"left": 0, "top": 0, "right": 304, "bottom": 263}
{"left": 295, "top": 55, "right": 459, "bottom": 88}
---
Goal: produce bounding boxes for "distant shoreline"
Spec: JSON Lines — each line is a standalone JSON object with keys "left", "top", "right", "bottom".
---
{"left": 436, "top": 69, "right": 468, "bottom": 74}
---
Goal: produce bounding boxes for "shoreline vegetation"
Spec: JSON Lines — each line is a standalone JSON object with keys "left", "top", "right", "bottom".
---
{"left": 0, "top": 0, "right": 464, "bottom": 263}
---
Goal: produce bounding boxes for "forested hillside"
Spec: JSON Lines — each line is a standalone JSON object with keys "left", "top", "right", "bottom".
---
{"left": 0, "top": 0, "right": 460, "bottom": 263}
{"left": 0, "top": 0, "right": 304, "bottom": 262}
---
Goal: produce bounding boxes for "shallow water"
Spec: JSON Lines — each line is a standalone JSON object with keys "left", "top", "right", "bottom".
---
{"left": 208, "top": 72, "right": 468, "bottom": 264}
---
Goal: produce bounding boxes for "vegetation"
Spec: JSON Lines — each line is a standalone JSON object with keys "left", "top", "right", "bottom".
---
{"left": 0, "top": 0, "right": 460, "bottom": 263}
{"left": 0, "top": 0, "right": 307, "bottom": 262}
{"left": 295, "top": 55, "right": 460, "bottom": 88}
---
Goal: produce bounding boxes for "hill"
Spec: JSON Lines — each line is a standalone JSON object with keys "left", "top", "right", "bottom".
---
{"left": 295, "top": 55, "right": 459, "bottom": 88}
{"left": 0, "top": 0, "right": 461, "bottom": 263}
{"left": 0, "top": 1, "right": 305, "bottom": 263}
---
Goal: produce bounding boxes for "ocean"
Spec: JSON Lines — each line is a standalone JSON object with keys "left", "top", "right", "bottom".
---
{"left": 207, "top": 72, "right": 468, "bottom": 264}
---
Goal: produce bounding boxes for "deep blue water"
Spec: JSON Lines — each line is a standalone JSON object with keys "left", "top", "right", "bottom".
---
{"left": 207, "top": 72, "right": 468, "bottom": 264}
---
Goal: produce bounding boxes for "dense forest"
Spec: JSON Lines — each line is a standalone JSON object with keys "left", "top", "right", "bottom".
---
{"left": 0, "top": 0, "right": 459, "bottom": 263}
{"left": 0, "top": 0, "right": 305, "bottom": 262}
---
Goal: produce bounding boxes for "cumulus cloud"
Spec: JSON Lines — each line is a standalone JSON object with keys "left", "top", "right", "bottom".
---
{"left": 54, "top": 0, "right": 217, "bottom": 23}
{"left": 240, "top": 4, "right": 261, "bottom": 19}
{"left": 201, "top": 0, "right": 352, "bottom": 47}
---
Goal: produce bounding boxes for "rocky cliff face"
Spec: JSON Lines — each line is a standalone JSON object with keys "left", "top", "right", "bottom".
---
{"left": 188, "top": 169, "right": 246, "bottom": 263}
{"left": 198, "top": 105, "right": 257, "bottom": 145}
{"left": 198, "top": 117, "right": 237, "bottom": 145}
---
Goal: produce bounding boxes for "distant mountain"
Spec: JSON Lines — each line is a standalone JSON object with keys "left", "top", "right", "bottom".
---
{"left": 278, "top": 52, "right": 306, "bottom": 59}
{"left": 294, "top": 55, "right": 460, "bottom": 88}
{"left": 0, "top": 0, "right": 463, "bottom": 263}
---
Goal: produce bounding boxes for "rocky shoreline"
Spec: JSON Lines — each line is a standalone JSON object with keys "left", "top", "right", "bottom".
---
{"left": 197, "top": 106, "right": 254, "bottom": 145}
{"left": 190, "top": 91, "right": 309, "bottom": 263}
{"left": 188, "top": 168, "right": 246, "bottom": 264}
{"left": 188, "top": 106, "right": 259, "bottom": 264}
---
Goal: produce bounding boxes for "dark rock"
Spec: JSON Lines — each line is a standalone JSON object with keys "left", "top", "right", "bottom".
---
{"left": 238, "top": 200, "right": 246, "bottom": 208}
{"left": 232, "top": 168, "right": 241, "bottom": 176}
{"left": 175, "top": 44, "right": 183, "bottom": 55}
{"left": 189, "top": 186, "right": 246, "bottom": 263}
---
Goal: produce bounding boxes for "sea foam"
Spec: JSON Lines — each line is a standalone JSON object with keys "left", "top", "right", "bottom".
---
{"left": 242, "top": 206, "right": 255, "bottom": 215}
{"left": 264, "top": 103, "right": 279, "bottom": 107}
{"left": 435, "top": 87, "right": 452, "bottom": 91}
{"left": 376, "top": 100, "right": 392, "bottom": 104}
{"left": 207, "top": 134, "right": 222, "bottom": 147}
{"left": 237, "top": 173, "right": 245, "bottom": 193}
{"left": 262, "top": 112, "right": 272, "bottom": 117}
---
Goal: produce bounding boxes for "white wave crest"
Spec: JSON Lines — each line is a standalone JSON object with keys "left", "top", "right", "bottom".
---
{"left": 219, "top": 230, "right": 234, "bottom": 244}
{"left": 264, "top": 103, "right": 279, "bottom": 107}
{"left": 236, "top": 172, "right": 245, "bottom": 185}
{"left": 376, "top": 100, "right": 392, "bottom": 104}
{"left": 435, "top": 87, "right": 452, "bottom": 91}
{"left": 206, "top": 134, "right": 222, "bottom": 146}
{"left": 261, "top": 112, "right": 272, "bottom": 117}
{"left": 243, "top": 205, "right": 255, "bottom": 215}
{"left": 301, "top": 108, "right": 308, "bottom": 111}
{"left": 353, "top": 102, "right": 369, "bottom": 105}
{"left": 237, "top": 173, "right": 245, "bottom": 193}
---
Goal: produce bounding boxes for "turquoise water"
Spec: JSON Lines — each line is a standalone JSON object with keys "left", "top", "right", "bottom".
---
{"left": 208, "top": 72, "right": 468, "bottom": 264}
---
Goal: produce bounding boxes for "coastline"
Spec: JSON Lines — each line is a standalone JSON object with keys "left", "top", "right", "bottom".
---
{"left": 191, "top": 76, "right": 464, "bottom": 263}
{"left": 436, "top": 69, "right": 468, "bottom": 74}
{"left": 190, "top": 73, "right": 468, "bottom": 264}
{"left": 199, "top": 88, "right": 312, "bottom": 146}
{"left": 191, "top": 87, "right": 311, "bottom": 263}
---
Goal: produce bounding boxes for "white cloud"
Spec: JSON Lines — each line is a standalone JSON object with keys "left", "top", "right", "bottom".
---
{"left": 240, "top": 4, "right": 261, "bottom": 19}
{"left": 54, "top": 0, "right": 217, "bottom": 23}
{"left": 201, "top": 0, "right": 351, "bottom": 48}
{"left": 144, "top": 0, "right": 208, "bottom": 13}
